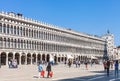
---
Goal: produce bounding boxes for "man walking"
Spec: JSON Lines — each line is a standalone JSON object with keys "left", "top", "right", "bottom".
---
{"left": 114, "top": 60, "right": 119, "bottom": 77}
{"left": 106, "top": 60, "right": 110, "bottom": 77}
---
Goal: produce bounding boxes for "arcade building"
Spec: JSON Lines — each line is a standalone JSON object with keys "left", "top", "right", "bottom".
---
{"left": 0, "top": 11, "right": 110, "bottom": 66}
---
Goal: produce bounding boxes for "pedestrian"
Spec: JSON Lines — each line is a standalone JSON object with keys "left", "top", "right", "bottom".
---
{"left": 78, "top": 61, "right": 81, "bottom": 67}
{"left": 8, "top": 60, "right": 11, "bottom": 68}
{"left": 114, "top": 60, "right": 119, "bottom": 77}
{"left": 103, "top": 61, "right": 107, "bottom": 71}
{"left": 68, "top": 59, "right": 72, "bottom": 68}
{"left": 110, "top": 60, "right": 113, "bottom": 69}
{"left": 38, "top": 62, "right": 44, "bottom": 78}
{"left": 106, "top": 60, "right": 110, "bottom": 77}
{"left": 75, "top": 60, "right": 78, "bottom": 68}
{"left": 46, "top": 62, "right": 52, "bottom": 78}
{"left": 85, "top": 61, "right": 88, "bottom": 70}
{"left": 64, "top": 61, "right": 67, "bottom": 65}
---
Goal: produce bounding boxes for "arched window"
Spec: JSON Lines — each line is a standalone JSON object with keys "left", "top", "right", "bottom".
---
{"left": 23, "top": 28, "right": 25, "bottom": 36}
{"left": 14, "top": 26, "right": 16, "bottom": 35}
{"left": 7, "top": 24, "right": 9, "bottom": 34}
{"left": 11, "top": 39, "right": 13, "bottom": 48}
{"left": 18, "top": 39, "right": 20, "bottom": 48}
{"left": 11, "top": 25, "right": 13, "bottom": 34}
{"left": 26, "top": 28, "right": 28, "bottom": 37}
{"left": 36, "top": 30, "right": 38, "bottom": 38}
{"left": 32, "top": 30, "right": 33, "bottom": 37}
{"left": 0, "top": 37, "right": 2, "bottom": 48}
{"left": 20, "top": 27, "right": 22, "bottom": 36}
{"left": 17, "top": 27, "right": 19, "bottom": 35}
{"left": 21, "top": 40, "right": 23, "bottom": 49}
{"left": 8, "top": 38, "right": 10, "bottom": 48}
{"left": 34, "top": 30, "right": 36, "bottom": 38}
{"left": 27, "top": 40, "right": 29, "bottom": 49}
{"left": 14, "top": 39, "right": 17, "bottom": 48}
{"left": 29, "top": 29, "right": 31, "bottom": 37}
{"left": 4, "top": 38, "right": 7, "bottom": 48}
{"left": 3, "top": 24, "right": 6, "bottom": 33}
{"left": 23, "top": 40, "right": 26, "bottom": 49}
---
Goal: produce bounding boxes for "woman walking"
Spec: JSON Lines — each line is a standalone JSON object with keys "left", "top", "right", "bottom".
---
{"left": 46, "top": 62, "right": 52, "bottom": 78}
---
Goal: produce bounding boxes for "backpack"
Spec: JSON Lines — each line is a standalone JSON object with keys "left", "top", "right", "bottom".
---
{"left": 38, "top": 65, "right": 42, "bottom": 72}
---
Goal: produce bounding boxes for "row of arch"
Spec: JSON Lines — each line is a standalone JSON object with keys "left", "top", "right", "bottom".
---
{"left": 0, "top": 52, "right": 91, "bottom": 65}
{"left": 0, "top": 37, "right": 104, "bottom": 55}
{"left": 0, "top": 22, "right": 104, "bottom": 49}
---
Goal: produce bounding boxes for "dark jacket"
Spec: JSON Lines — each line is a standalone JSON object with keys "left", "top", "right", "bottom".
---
{"left": 106, "top": 60, "right": 110, "bottom": 69}
{"left": 46, "top": 64, "right": 51, "bottom": 71}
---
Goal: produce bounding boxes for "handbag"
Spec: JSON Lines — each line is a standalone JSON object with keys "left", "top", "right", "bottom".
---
{"left": 49, "top": 71, "right": 53, "bottom": 77}
{"left": 40, "top": 70, "right": 45, "bottom": 77}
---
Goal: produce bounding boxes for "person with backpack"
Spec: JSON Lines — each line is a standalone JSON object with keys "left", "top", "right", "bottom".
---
{"left": 38, "top": 62, "right": 44, "bottom": 78}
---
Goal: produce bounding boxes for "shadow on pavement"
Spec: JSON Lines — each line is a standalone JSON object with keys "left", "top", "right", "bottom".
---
{"left": 90, "top": 70, "right": 114, "bottom": 74}
{"left": 55, "top": 70, "right": 115, "bottom": 81}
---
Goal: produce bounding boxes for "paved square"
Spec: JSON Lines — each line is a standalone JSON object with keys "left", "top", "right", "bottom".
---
{"left": 0, "top": 64, "right": 104, "bottom": 81}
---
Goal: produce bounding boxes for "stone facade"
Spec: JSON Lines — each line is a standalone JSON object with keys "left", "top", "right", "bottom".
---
{"left": 0, "top": 11, "right": 106, "bottom": 66}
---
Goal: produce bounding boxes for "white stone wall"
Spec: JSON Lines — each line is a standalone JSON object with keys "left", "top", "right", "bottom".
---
{"left": 0, "top": 11, "right": 106, "bottom": 65}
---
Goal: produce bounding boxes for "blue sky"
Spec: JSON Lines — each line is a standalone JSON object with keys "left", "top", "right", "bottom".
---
{"left": 0, "top": 0, "right": 120, "bottom": 45}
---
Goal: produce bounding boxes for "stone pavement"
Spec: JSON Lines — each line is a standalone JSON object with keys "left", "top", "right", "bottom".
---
{"left": 0, "top": 64, "right": 105, "bottom": 81}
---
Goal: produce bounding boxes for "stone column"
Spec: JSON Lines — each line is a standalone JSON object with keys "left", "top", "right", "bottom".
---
{"left": 19, "top": 54, "right": 21, "bottom": 65}
{"left": 6, "top": 52, "right": 8, "bottom": 67}
{"left": 31, "top": 54, "right": 32, "bottom": 65}
{"left": 25, "top": 54, "right": 27, "bottom": 65}
{"left": 13, "top": 52, "right": 15, "bottom": 60}
{"left": 36, "top": 54, "right": 37, "bottom": 64}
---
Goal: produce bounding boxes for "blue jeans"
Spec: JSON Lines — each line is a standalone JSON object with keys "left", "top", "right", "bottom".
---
{"left": 115, "top": 68, "right": 119, "bottom": 77}
{"left": 107, "top": 68, "right": 109, "bottom": 76}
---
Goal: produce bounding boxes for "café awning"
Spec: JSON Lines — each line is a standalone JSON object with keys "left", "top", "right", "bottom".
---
{"left": 91, "top": 56, "right": 98, "bottom": 59}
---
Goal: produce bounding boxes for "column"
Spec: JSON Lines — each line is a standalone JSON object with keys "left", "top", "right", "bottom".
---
{"left": 25, "top": 54, "right": 27, "bottom": 65}
{"left": 6, "top": 52, "right": 8, "bottom": 66}
{"left": 36, "top": 54, "right": 37, "bottom": 64}
{"left": 19, "top": 53, "right": 21, "bottom": 65}
{"left": 31, "top": 54, "right": 32, "bottom": 65}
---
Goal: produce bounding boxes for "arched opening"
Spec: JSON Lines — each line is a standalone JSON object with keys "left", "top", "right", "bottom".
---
{"left": 15, "top": 53, "right": 20, "bottom": 65}
{"left": 61, "top": 57, "right": 64, "bottom": 62}
{"left": 78, "top": 56, "right": 80, "bottom": 61}
{"left": 61, "top": 55, "right": 64, "bottom": 62}
{"left": 27, "top": 53, "right": 31, "bottom": 64}
{"left": 58, "top": 57, "right": 60, "bottom": 62}
{"left": 42, "top": 54, "right": 45, "bottom": 62}
{"left": 37, "top": 54, "right": 41, "bottom": 63}
{"left": 21, "top": 53, "right": 26, "bottom": 65}
{"left": 8, "top": 52, "right": 13, "bottom": 61}
{"left": 46, "top": 54, "right": 50, "bottom": 62}
{"left": 65, "top": 55, "right": 67, "bottom": 62}
{"left": 32, "top": 53, "right": 36, "bottom": 64}
{"left": 65, "top": 57, "right": 67, "bottom": 62}
{"left": 1, "top": 52, "right": 6, "bottom": 65}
